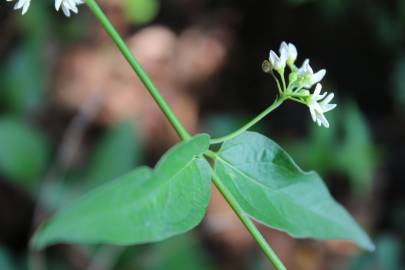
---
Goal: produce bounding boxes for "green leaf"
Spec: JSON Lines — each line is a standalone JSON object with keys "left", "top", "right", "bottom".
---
{"left": 32, "top": 134, "right": 211, "bottom": 249}
{"left": 215, "top": 131, "right": 374, "bottom": 251}
{"left": 0, "top": 118, "right": 49, "bottom": 187}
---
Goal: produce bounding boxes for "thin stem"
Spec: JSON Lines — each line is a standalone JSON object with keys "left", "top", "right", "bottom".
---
{"left": 210, "top": 97, "right": 285, "bottom": 144}
{"left": 271, "top": 73, "right": 283, "bottom": 95}
{"left": 84, "top": 0, "right": 190, "bottom": 141}
{"left": 279, "top": 69, "right": 287, "bottom": 92}
{"left": 209, "top": 168, "right": 287, "bottom": 270}
{"left": 287, "top": 96, "right": 306, "bottom": 105}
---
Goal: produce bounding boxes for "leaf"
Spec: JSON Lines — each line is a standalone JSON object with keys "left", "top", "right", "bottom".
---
{"left": 215, "top": 131, "right": 374, "bottom": 251}
{"left": 0, "top": 118, "right": 49, "bottom": 187}
{"left": 32, "top": 134, "right": 212, "bottom": 249}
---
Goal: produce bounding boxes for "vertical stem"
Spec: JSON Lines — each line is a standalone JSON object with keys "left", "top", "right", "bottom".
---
{"left": 84, "top": 0, "right": 190, "bottom": 141}
{"left": 210, "top": 170, "right": 287, "bottom": 270}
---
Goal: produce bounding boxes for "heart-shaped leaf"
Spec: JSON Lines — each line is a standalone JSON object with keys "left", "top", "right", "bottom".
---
{"left": 32, "top": 134, "right": 211, "bottom": 249}
{"left": 215, "top": 131, "right": 374, "bottom": 251}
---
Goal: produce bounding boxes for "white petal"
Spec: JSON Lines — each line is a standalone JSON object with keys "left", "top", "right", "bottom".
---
{"left": 62, "top": 4, "right": 71, "bottom": 16}
{"left": 319, "top": 113, "right": 329, "bottom": 128}
{"left": 21, "top": 0, "right": 30, "bottom": 14}
{"left": 313, "top": 83, "right": 322, "bottom": 97}
{"left": 14, "top": 0, "right": 25, "bottom": 9}
{"left": 312, "top": 69, "right": 326, "bottom": 84}
{"left": 322, "top": 93, "right": 334, "bottom": 105}
{"left": 279, "top": 42, "right": 288, "bottom": 61}
{"left": 269, "top": 50, "right": 279, "bottom": 66}
{"left": 322, "top": 103, "right": 337, "bottom": 113}
{"left": 55, "top": 0, "right": 63, "bottom": 10}
{"left": 309, "top": 106, "right": 317, "bottom": 122}
{"left": 288, "top": 43, "right": 297, "bottom": 60}
{"left": 316, "top": 92, "right": 327, "bottom": 101}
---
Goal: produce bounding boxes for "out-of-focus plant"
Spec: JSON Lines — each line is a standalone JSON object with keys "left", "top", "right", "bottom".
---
{"left": 41, "top": 121, "right": 141, "bottom": 211}
{"left": 286, "top": 0, "right": 405, "bottom": 49}
{"left": 5, "top": 2, "right": 375, "bottom": 270}
{"left": 347, "top": 235, "right": 402, "bottom": 270}
{"left": 286, "top": 101, "right": 379, "bottom": 193}
{"left": 0, "top": 118, "right": 49, "bottom": 189}
{"left": 122, "top": 0, "right": 159, "bottom": 25}
{"left": 80, "top": 121, "right": 141, "bottom": 190}
{"left": 0, "top": 246, "right": 16, "bottom": 270}
{"left": 391, "top": 53, "right": 405, "bottom": 109}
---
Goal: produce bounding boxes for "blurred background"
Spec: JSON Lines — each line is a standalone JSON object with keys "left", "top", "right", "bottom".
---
{"left": 0, "top": 0, "right": 404, "bottom": 269}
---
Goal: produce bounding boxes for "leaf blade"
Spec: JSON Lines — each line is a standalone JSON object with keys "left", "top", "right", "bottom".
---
{"left": 32, "top": 134, "right": 211, "bottom": 249}
{"left": 215, "top": 131, "right": 374, "bottom": 251}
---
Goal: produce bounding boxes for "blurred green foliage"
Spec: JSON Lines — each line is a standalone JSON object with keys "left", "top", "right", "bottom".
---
{"left": 41, "top": 121, "right": 142, "bottom": 211}
{"left": 0, "top": 2, "right": 49, "bottom": 114}
{"left": 0, "top": 45, "right": 45, "bottom": 113}
{"left": 0, "top": 246, "right": 15, "bottom": 270}
{"left": 0, "top": 118, "right": 49, "bottom": 188}
{"left": 347, "top": 235, "right": 402, "bottom": 270}
{"left": 286, "top": 101, "right": 378, "bottom": 193}
{"left": 391, "top": 53, "right": 405, "bottom": 108}
{"left": 123, "top": 0, "right": 159, "bottom": 25}
{"left": 81, "top": 121, "right": 141, "bottom": 190}
{"left": 145, "top": 235, "right": 215, "bottom": 270}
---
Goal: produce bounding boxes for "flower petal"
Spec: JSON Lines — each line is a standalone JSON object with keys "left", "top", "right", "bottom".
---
{"left": 312, "top": 69, "right": 326, "bottom": 84}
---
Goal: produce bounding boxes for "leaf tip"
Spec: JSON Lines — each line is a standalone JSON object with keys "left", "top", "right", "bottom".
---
{"left": 361, "top": 236, "right": 376, "bottom": 252}
{"left": 29, "top": 231, "right": 46, "bottom": 251}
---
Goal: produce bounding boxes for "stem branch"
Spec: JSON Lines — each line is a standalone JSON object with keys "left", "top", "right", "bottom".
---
{"left": 84, "top": 0, "right": 190, "bottom": 141}
{"left": 210, "top": 97, "right": 285, "bottom": 144}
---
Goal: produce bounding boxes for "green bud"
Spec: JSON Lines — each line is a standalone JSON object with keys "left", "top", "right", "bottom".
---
{"left": 262, "top": 60, "right": 272, "bottom": 73}
{"left": 288, "top": 72, "right": 298, "bottom": 84}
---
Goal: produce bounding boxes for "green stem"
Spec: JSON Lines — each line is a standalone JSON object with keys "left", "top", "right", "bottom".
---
{"left": 210, "top": 97, "right": 285, "bottom": 144}
{"left": 208, "top": 167, "right": 287, "bottom": 270}
{"left": 279, "top": 69, "right": 287, "bottom": 92}
{"left": 84, "top": 2, "right": 285, "bottom": 268}
{"left": 271, "top": 73, "right": 283, "bottom": 95}
{"left": 84, "top": 0, "right": 190, "bottom": 141}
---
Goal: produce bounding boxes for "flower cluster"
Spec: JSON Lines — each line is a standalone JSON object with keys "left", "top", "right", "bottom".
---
{"left": 263, "top": 41, "right": 336, "bottom": 128}
{"left": 6, "top": 0, "right": 83, "bottom": 16}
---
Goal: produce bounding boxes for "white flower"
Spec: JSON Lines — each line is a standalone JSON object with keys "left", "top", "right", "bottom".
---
{"left": 7, "top": 0, "right": 30, "bottom": 15}
{"left": 307, "top": 83, "right": 336, "bottom": 128}
{"left": 280, "top": 41, "right": 297, "bottom": 66}
{"left": 55, "top": 0, "right": 84, "bottom": 17}
{"left": 297, "top": 59, "right": 326, "bottom": 88}
{"left": 269, "top": 48, "right": 287, "bottom": 71}
{"left": 7, "top": 0, "right": 83, "bottom": 16}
